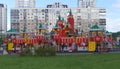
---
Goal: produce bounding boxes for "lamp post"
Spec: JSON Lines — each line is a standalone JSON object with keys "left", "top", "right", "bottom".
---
{"left": 35, "top": 9, "right": 39, "bottom": 36}
{"left": 23, "top": 9, "right": 27, "bottom": 38}
{"left": 87, "top": 6, "right": 91, "bottom": 42}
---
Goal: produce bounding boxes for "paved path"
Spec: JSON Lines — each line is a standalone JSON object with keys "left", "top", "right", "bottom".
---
{"left": 1, "top": 48, "right": 120, "bottom": 56}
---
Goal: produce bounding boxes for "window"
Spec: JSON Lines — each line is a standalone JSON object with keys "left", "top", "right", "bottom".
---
{"left": 99, "top": 19, "right": 106, "bottom": 25}
{"left": 78, "top": 9, "right": 81, "bottom": 13}
{"left": 99, "top": 19, "right": 106, "bottom": 23}
{"left": 99, "top": 9, "right": 106, "bottom": 13}
{"left": 42, "top": 9, "right": 45, "bottom": 12}
{"left": 28, "top": 23, "right": 30, "bottom": 25}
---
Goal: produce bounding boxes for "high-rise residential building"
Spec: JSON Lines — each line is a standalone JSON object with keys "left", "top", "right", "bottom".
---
{"left": 78, "top": 0, "right": 96, "bottom": 8}
{"left": 99, "top": 8, "right": 106, "bottom": 30}
{"left": 77, "top": 0, "right": 106, "bottom": 33}
{"left": 11, "top": 0, "right": 35, "bottom": 34}
{"left": 46, "top": 2, "right": 69, "bottom": 32}
{"left": 11, "top": 2, "right": 69, "bottom": 33}
{"left": 0, "top": 4, "right": 7, "bottom": 33}
{"left": 76, "top": 7, "right": 106, "bottom": 34}
{"left": 15, "top": 0, "right": 35, "bottom": 8}
{"left": 11, "top": 8, "right": 106, "bottom": 33}
{"left": 47, "top": 2, "right": 68, "bottom": 8}
{"left": 11, "top": 8, "right": 46, "bottom": 33}
{"left": 45, "top": 1, "right": 106, "bottom": 33}
{"left": 11, "top": 0, "right": 106, "bottom": 34}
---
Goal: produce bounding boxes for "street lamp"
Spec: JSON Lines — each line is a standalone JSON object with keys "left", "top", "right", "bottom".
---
{"left": 23, "top": 9, "right": 27, "bottom": 38}
{"left": 87, "top": 6, "right": 91, "bottom": 30}
{"left": 35, "top": 14, "right": 38, "bottom": 35}
{"left": 87, "top": 6, "right": 91, "bottom": 42}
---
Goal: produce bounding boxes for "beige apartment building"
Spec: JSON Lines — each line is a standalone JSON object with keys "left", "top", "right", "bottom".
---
{"left": 10, "top": 0, "right": 106, "bottom": 34}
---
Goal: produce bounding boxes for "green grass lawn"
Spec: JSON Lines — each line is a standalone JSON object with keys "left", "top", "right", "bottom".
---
{"left": 0, "top": 53, "right": 120, "bottom": 69}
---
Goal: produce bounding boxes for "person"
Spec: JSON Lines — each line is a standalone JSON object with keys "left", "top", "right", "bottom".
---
{"left": 81, "top": 42, "right": 86, "bottom": 49}
{"left": 52, "top": 41, "right": 57, "bottom": 47}
{"left": 71, "top": 41, "right": 76, "bottom": 52}
{"left": 3, "top": 44, "right": 8, "bottom": 55}
{"left": 108, "top": 42, "right": 112, "bottom": 52}
{"left": 65, "top": 43, "right": 68, "bottom": 51}
{"left": 119, "top": 39, "right": 120, "bottom": 46}
{"left": 61, "top": 43, "right": 65, "bottom": 52}
{"left": 52, "top": 41, "right": 57, "bottom": 51}
{"left": 96, "top": 43, "right": 101, "bottom": 53}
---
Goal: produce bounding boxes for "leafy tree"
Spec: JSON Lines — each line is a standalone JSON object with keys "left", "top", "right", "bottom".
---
{"left": 0, "top": 38, "right": 3, "bottom": 43}
{"left": 112, "top": 31, "right": 120, "bottom": 39}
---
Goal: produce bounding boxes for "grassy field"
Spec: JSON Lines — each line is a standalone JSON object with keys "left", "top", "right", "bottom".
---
{"left": 0, "top": 53, "right": 120, "bottom": 69}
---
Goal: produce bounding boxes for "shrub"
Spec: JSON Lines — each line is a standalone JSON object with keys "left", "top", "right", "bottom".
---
{"left": 35, "top": 47, "right": 45, "bottom": 56}
{"left": 20, "top": 47, "right": 33, "bottom": 56}
{"left": 35, "top": 46, "right": 56, "bottom": 56}
{"left": 20, "top": 45, "right": 56, "bottom": 57}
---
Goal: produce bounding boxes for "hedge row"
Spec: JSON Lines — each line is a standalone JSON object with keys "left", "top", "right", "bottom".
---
{"left": 20, "top": 46, "right": 56, "bottom": 56}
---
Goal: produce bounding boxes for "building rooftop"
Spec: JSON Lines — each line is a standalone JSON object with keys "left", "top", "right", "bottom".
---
{"left": 90, "top": 24, "right": 101, "bottom": 31}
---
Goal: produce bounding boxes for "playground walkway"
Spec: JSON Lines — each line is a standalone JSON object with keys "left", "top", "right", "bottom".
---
{"left": 0, "top": 48, "right": 120, "bottom": 56}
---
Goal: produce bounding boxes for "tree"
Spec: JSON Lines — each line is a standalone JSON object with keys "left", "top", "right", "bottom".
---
{"left": 0, "top": 38, "right": 3, "bottom": 44}
{"left": 112, "top": 31, "right": 120, "bottom": 39}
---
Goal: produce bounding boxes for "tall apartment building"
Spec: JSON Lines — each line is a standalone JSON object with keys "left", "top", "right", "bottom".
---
{"left": 78, "top": 0, "right": 96, "bottom": 8}
{"left": 0, "top": 4, "right": 7, "bottom": 33}
{"left": 76, "top": 7, "right": 106, "bottom": 34}
{"left": 11, "top": 8, "right": 46, "bottom": 33}
{"left": 46, "top": 2, "right": 69, "bottom": 32}
{"left": 11, "top": 8, "right": 106, "bottom": 33}
{"left": 47, "top": 2, "right": 68, "bottom": 8}
{"left": 11, "top": 0, "right": 106, "bottom": 34}
{"left": 15, "top": 0, "right": 35, "bottom": 8}
{"left": 11, "top": 0, "right": 36, "bottom": 33}
{"left": 77, "top": 0, "right": 106, "bottom": 33}
{"left": 11, "top": 2, "right": 69, "bottom": 33}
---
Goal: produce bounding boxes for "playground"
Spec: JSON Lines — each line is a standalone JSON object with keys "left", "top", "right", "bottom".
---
{"left": 0, "top": 10, "right": 117, "bottom": 55}
{"left": 0, "top": 9, "right": 120, "bottom": 69}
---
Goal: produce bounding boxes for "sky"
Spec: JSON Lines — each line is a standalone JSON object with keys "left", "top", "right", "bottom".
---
{"left": 0, "top": 0, "right": 120, "bottom": 32}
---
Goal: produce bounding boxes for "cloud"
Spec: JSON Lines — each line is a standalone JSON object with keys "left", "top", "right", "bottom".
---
{"left": 106, "top": 18, "right": 120, "bottom": 32}
{"left": 107, "top": 0, "right": 120, "bottom": 32}
{"left": 112, "top": 0, "right": 120, "bottom": 8}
